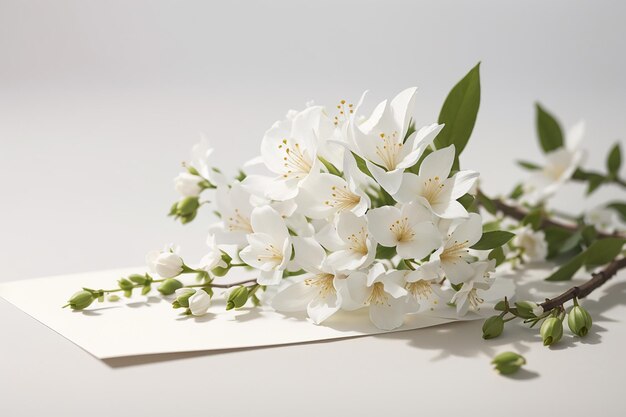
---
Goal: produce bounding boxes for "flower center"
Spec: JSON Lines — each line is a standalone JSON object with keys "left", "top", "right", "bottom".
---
{"left": 346, "top": 227, "right": 369, "bottom": 255}
{"left": 256, "top": 243, "right": 283, "bottom": 265}
{"left": 227, "top": 208, "right": 253, "bottom": 233}
{"left": 324, "top": 185, "right": 361, "bottom": 212}
{"left": 389, "top": 216, "right": 415, "bottom": 243}
{"left": 366, "top": 282, "right": 390, "bottom": 306}
{"left": 421, "top": 176, "right": 445, "bottom": 205}
{"left": 440, "top": 239, "right": 470, "bottom": 263}
{"left": 279, "top": 139, "right": 312, "bottom": 179}
{"left": 333, "top": 99, "right": 354, "bottom": 126}
{"left": 468, "top": 288, "right": 484, "bottom": 311}
{"left": 375, "top": 131, "right": 402, "bottom": 170}
{"left": 406, "top": 280, "right": 433, "bottom": 300}
{"left": 304, "top": 273, "right": 335, "bottom": 297}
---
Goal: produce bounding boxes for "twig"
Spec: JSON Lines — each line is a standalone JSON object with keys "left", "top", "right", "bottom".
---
{"left": 476, "top": 189, "right": 621, "bottom": 239}
{"left": 539, "top": 257, "right": 626, "bottom": 311}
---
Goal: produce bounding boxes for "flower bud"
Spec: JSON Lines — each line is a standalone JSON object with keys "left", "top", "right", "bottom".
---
{"left": 152, "top": 252, "right": 184, "bottom": 278}
{"left": 515, "top": 301, "right": 539, "bottom": 319}
{"left": 174, "top": 172, "right": 203, "bottom": 197}
{"left": 482, "top": 316, "right": 504, "bottom": 339}
{"left": 491, "top": 351, "right": 526, "bottom": 375}
{"left": 189, "top": 289, "right": 211, "bottom": 316}
{"left": 226, "top": 286, "right": 249, "bottom": 310}
{"left": 157, "top": 278, "right": 184, "bottom": 295}
{"left": 128, "top": 274, "right": 148, "bottom": 285}
{"left": 66, "top": 290, "right": 94, "bottom": 310}
{"left": 176, "top": 196, "right": 200, "bottom": 216}
{"left": 173, "top": 288, "right": 196, "bottom": 308}
{"left": 118, "top": 278, "right": 134, "bottom": 291}
{"left": 540, "top": 316, "right": 563, "bottom": 346}
{"left": 568, "top": 305, "right": 593, "bottom": 337}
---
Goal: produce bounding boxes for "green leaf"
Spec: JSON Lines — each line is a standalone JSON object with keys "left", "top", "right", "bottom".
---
{"left": 488, "top": 246, "right": 506, "bottom": 266}
{"left": 607, "top": 202, "right": 626, "bottom": 222}
{"left": 477, "top": 192, "right": 497, "bottom": 215}
{"left": 458, "top": 194, "right": 476, "bottom": 210}
{"left": 545, "top": 253, "right": 586, "bottom": 281}
{"left": 508, "top": 184, "right": 524, "bottom": 200}
{"left": 375, "top": 244, "right": 397, "bottom": 260}
{"left": 544, "top": 227, "right": 575, "bottom": 259}
{"left": 522, "top": 209, "right": 542, "bottom": 230}
{"left": 586, "top": 173, "right": 605, "bottom": 195}
{"left": 607, "top": 143, "right": 622, "bottom": 176}
{"left": 434, "top": 63, "right": 481, "bottom": 168}
{"left": 318, "top": 156, "right": 342, "bottom": 177}
{"left": 535, "top": 103, "right": 564, "bottom": 153}
{"left": 471, "top": 231, "right": 515, "bottom": 250}
{"left": 517, "top": 160, "right": 541, "bottom": 171}
{"left": 584, "top": 238, "right": 625, "bottom": 268}
{"left": 351, "top": 152, "right": 373, "bottom": 178}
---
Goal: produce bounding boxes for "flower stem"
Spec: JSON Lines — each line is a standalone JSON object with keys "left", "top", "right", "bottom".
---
{"left": 476, "top": 189, "right": 624, "bottom": 239}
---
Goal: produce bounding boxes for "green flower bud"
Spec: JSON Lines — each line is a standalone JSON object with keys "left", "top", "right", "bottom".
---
{"left": 540, "top": 316, "right": 563, "bottom": 346}
{"left": 174, "top": 288, "right": 196, "bottom": 308}
{"left": 482, "top": 315, "right": 504, "bottom": 339}
{"left": 157, "top": 278, "right": 183, "bottom": 295}
{"left": 108, "top": 295, "right": 120, "bottom": 302}
{"left": 128, "top": 274, "right": 148, "bottom": 285}
{"left": 515, "top": 301, "right": 538, "bottom": 319}
{"left": 66, "top": 290, "right": 94, "bottom": 310}
{"left": 491, "top": 351, "right": 526, "bottom": 375}
{"left": 118, "top": 278, "right": 134, "bottom": 291}
{"left": 226, "top": 286, "right": 249, "bottom": 310}
{"left": 568, "top": 305, "right": 593, "bottom": 337}
{"left": 176, "top": 197, "right": 200, "bottom": 216}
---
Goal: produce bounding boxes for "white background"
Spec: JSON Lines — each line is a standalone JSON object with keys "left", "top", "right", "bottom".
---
{"left": 1, "top": 1, "right": 625, "bottom": 416}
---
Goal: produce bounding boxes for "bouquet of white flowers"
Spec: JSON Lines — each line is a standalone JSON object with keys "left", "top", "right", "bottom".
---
{"left": 65, "top": 64, "right": 626, "bottom": 359}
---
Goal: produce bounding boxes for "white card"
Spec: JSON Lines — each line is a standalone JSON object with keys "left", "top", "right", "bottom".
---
{"left": 0, "top": 267, "right": 514, "bottom": 359}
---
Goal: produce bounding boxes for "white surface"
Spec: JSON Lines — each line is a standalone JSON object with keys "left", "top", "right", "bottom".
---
{"left": 1, "top": 1, "right": 625, "bottom": 416}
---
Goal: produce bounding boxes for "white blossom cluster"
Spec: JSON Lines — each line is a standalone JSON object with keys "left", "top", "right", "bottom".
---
{"left": 161, "top": 88, "right": 508, "bottom": 330}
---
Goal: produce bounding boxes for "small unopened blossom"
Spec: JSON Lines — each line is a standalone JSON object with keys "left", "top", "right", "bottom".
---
{"left": 174, "top": 172, "right": 203, "bottom": 197}
{"left": 188, "top": 289, "right": 212, "bottom": 316}
{"left": 146, "top": 250, "right": 184, "bottom": 278}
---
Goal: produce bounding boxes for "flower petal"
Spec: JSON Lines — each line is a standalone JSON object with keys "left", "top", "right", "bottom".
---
{"left": 367, "top": 206, "right": 401, "bottom": 247}
{"left": 419, "top": 145, "right": 455, "bottom": 180}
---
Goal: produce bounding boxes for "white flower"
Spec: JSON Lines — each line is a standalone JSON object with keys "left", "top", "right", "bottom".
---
{"left": 513, "top": 226, "right": 548, "bottom": 262}
{"left": 395, "top": 145, "right": 478, "bottom": 219}
{"left": 295, "top": 152, "right": 371, "bottom": 219}
{"left": 403, "top": 260, "right": 449, "bottom": 313}
{"left": 174, "top": 172, "right": 203, "bottom": 197}
{"left": 257, "top": 106, "right": 333, "bottom": 200}
{"left": 524, "top": 121, "right": 586, "bottom": 202}
{"left": 322, "top": 211, "right": 376, "bottom": 272}
{"left": 450, "top": 260, "right": 496, "bottom": 316}
{"left": 209, "top": 182, "right": 254, "bottom": 246}
{"left": 146, "top": 250, "right": 184, "bottom": 278}
{"left": 434, "top": 213, "right": 483, "bottom": 284}
{"left": 349, "top": 87, "right": 444, "bottom": 194}
{"left": 584, "top": 206, "right": 621, "bottom": 234}
{"left": 190, "top": 136, "right": 227, "bottom": 186}
{"left": 272, "top": 237, "right": 346, "bottom": 324}
{"left": 239, "top": 206, "right": 292, "bottom": 285}
{"left": 188, "top": 289, "right": 212, "bottom": 316}
{"left": 367, "top": 201, "right": 442, "bottom": 259}
{"left": 200, "top": 234, "right": 228, "bottom": 271}
{"left": 338, "top": 263, "right": 411, "bottom": 330}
